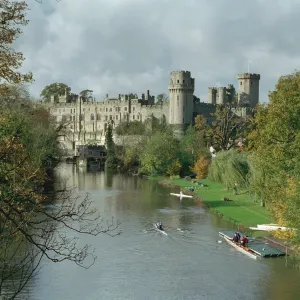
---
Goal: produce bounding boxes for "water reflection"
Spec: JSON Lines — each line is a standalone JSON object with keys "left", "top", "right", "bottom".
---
{"left": 13, "top": 164, "right": 300, "bottom": 300}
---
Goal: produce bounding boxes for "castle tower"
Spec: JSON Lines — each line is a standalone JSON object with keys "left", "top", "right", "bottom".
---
{"left": 168, "top": 71, "right": 195, "bottom": 130}
{"left": 208, "top": 88, "right": 217, "bottom": 104}
{"left": 217, "top": 87, "right": 226, "bottom": 104}
{"left": 237, "top": 73, "right": 260, "bottom": 108}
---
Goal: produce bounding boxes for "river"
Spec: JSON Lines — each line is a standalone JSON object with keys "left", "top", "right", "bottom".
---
{"left": 19, "top": 164, "right": 300, "bottom": 299}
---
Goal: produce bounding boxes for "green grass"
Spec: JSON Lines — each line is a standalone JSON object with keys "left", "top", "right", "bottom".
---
{"left": 160, "top": 177, "right": 273, "bottom": 228}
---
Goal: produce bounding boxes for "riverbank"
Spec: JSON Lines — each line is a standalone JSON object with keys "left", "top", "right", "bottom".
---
{"left": 157, "top": 177, "right": 272, "bottom": 228}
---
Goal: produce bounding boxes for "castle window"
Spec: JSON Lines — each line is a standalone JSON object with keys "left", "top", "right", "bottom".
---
{"left": 183, "top": 80, "right": 185, "bottom": 83}
{"left": 133, "top": 115, "right": 135, "bottom": 120}
{"left": 125, "top": 107, "right": 127, "bottom": 111}
{"left": 91, "top": 113, "right": 94, "bottom": 121}
{"left": 105, "top": 116, "right": 108, "bottom": 121}
{"left": 106, "top": 108, "right": 108, "bottom": 112}
{"left": 133, "top": 107, "right": 135, "bottom": 111}
{"left": 73, "top": 116, "right": 75, "bottom": 121}
{"left": 109, "top": 115, "right": 112, "bottom": 120}
{"left": 110, "top": 108, "right": 112, "bottom": 112}
{"left": 177, "top": 95, "right": 179, "bottom": 100}
{"left": 116, "top": 115, "right": 118, "bottom": 120}
{"left": 97, "top": 114, "right": 101, "bottom": 120}
{"left": 240, "top": 82, "right": 242, "bottom": 85}
{"left": 177, "top": 80, "right": 179, "bottom": 83}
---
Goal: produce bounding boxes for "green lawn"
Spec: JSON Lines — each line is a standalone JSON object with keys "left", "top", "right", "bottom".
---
{"left": 161, "top": 177, "right": 273, "bottom": 228}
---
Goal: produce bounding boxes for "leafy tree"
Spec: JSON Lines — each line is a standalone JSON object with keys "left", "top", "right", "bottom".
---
{"left": 191, "top": 156, "right": 210, "bottom": 179}
{"left": 105, "top": 124, "right": 118, "bottom": 169}
{"left": 80, "top": 89, "right": 93, "bottom": 101}
{"left": 115, "top": 121, "right": 145, "bottom": 135}
{"left": 40, "top": 83, "right": 70, "bottom": 102}
{"left": 247, "top": 71, "right": 300, "bottom": 243}
{"left": 0, "top": 0, "right": 33, "bottom": 96}
{"left": 201, "top": 104, "right": 250, "bottom": 152}
{"left": 140, "top": 131, "right": 179, "bottom": 176}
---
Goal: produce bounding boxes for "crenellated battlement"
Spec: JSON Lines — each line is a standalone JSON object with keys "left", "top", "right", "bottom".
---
{"left": 238, "top": 73, "right": 260, "bottom": 80}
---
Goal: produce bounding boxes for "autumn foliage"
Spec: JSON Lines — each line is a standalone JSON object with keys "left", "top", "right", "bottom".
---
{"left": 191, "top": 156, "right": 210, "bottom": 179}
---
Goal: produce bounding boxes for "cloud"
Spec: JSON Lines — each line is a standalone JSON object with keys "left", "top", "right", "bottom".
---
{"left": 16, "top": 0, "right": 300, "bottom": 102}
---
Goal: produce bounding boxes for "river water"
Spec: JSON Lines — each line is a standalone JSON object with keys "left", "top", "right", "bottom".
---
{"left": 20, "top": 164, "right": 300, "bottom": 299}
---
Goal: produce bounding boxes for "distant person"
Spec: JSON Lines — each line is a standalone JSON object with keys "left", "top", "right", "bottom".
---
{"left": 240, "top": 236, "right": 249, "bottom": 247}
{"left": 233, "top": 183, "right": 238, "bottom": 195}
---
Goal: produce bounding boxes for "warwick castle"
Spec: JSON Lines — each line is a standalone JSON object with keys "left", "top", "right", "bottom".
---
{"left": 46, "top": 71, "right": 260, "bottom": 153}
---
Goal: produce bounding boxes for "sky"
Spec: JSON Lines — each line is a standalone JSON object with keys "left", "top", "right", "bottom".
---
{"left": 16, "top": 0, "right": 300, "bottom": 102}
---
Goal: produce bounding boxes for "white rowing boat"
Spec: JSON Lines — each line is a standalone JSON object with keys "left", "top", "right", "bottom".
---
{"left": 170, "top": 193, "right": 193, "bottom": 198}
{"left": 222, "top": 235, "right": 258, "bottom": 260}
{"left": 153, "top": 223, "right": 168, "bottom": 236}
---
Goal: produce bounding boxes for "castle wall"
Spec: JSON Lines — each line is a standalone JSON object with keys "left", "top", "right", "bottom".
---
{"left": 46, "top": 70, "right": 260, "bottom": 152}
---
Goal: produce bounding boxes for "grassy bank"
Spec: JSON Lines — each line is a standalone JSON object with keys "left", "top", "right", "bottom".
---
{"left": 157, "top": 177, "right": 273, "bottom": 228}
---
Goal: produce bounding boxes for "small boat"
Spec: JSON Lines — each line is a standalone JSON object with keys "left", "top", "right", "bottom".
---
{"left": 153, "top": 223, "right": 168, "bottom": 236}
{"left": 249, "top": 224, "right": 294, "bottom": 232}
{"left": 221, "top": 234, "right": 258, "bottom": 260}
{"left": 170, "top": 193, "right": 193, "bottom": 198}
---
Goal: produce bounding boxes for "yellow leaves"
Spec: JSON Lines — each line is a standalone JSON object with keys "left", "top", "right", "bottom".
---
{"left": 191, "top": 156, "right": 210, "bottom": 179}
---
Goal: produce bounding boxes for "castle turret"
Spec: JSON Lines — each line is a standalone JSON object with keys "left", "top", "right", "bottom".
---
{"left": 208, "top": 88, "right": 217, "bottom": 104}
{"left": 168, "top": 71, "right": 195, "bottom": 130}
{"left": 217, "top": 87, "right": 226, "bottom": 104}
{"left": 237, "top": 73, "right": 260, "bottom": 108}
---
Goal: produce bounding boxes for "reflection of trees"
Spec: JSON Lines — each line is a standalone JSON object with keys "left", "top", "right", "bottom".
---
{"left": 264, "top": 259, "right": 300, "bottom": 300}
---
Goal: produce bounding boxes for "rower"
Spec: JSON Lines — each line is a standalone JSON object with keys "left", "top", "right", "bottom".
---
{"left": 157, "top": 222, "right": 164, "bottom": 231}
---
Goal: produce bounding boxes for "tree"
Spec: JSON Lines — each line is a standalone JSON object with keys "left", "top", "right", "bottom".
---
{"left": 0, "top": 104, "right": 121, "bottom": 299}
{"left": 140, "top": 131, "right": 179, "bottom": 176}
{"left": 105, "top": 124, "right": 118, "bottom": 169}
{"left": 247, "top": 71, "right": 300, "bottom": 241}
{"left": 208, "top": 104, "right": 249, "bottom": 151}
{"left": 80, "top": 89, "right": 93, "bottom": 101}
{"left": 40, "top": 83, "right": 70, "bottom": 102}
{"left": 0, "top": 0, "right": 33, "bottom": 96}
{"left": 191, "top": 156, "right": 210, "bottom": 179}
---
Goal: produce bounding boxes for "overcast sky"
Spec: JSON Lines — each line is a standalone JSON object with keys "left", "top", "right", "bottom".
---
{"left": 17, "top": 0, "right": 300, "bottom": 102}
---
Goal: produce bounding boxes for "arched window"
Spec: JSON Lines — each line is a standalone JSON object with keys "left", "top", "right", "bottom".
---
{"left": 91, "top": 113, "right": 94, "bottom": 121}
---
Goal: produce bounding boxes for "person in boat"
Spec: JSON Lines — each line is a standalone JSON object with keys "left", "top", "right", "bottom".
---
{"left": 232, "top": 232, "right": 241, "bottom": 243}
{"left": 240, "top": 236, "right": 249, "bottom": 247}
{"left": 157, "top": 222, "right": 164, "bottom": 231}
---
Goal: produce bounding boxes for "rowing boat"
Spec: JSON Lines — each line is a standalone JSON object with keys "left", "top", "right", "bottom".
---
{"left": 153, "top": 223, "right": 168, "bottom": 236}
{"left": 170, "top": 193, "right": 193, "bottom": 198}
{"left": 222, "top": 235, "right": 258, "bottom": 260}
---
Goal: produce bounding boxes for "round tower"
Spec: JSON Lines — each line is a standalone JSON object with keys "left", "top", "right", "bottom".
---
{"left": 168, "top": 71, "right": 195, "bottom": 130}
{"left": 208, "top": 87, "right": 217, "bottom": 105}
{"left": 237, "top": 73, "right": 260, "bottom": 108}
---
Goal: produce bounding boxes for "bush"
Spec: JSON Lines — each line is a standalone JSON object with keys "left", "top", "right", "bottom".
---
{"left": 191, "top": 156, "right": 210, "bottom": 179}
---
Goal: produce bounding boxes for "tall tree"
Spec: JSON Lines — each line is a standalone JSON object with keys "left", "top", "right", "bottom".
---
{"left": 247, "top": 71, "right": 300, "bottom": 236}
{"left": 0, "top": 0, "right": 33, "bottom": 96}
{"left": 40, "top": 83, "right": 70, "bottom": 102}
{"left": 208, "top": 104, "right": 249, "bottom": 151}
{"left": 105, "top": 124, "right": 118, "bottom": 169}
